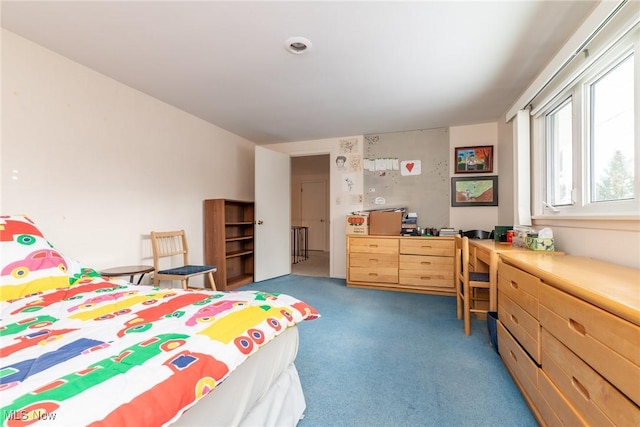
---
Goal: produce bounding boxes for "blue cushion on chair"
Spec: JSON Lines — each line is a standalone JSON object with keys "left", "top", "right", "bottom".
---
{"left": 469, "top": 271, "right": 490, "bottom": 282}
{"left": 157, "top": 265, "right": 216, "bottom": 276}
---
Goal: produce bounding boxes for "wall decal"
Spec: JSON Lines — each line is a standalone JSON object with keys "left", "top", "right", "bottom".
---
{"left": 401, "top": 160, "right": 421, "bottom": 176}
{"left": 339, "top": 138, "right": 358, "bottom": 153}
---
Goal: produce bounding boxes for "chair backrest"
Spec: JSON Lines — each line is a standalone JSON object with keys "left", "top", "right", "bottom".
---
{"left": 454, "top": 235, "right": 463, "bottom": 283}
{"left": 150, "top": 230, "right": 189, "bottom": 270}
{"left": 462, "top": 229, "right": 493, "bottom": 240}
{"left": 461, "top": 236, "right": 471, "bottom": 280}
{"left": 454, "top": 235, "right": 472, "bottom": 282}
{"left": 454, "top": 235, "right": 462, "bottom": 281}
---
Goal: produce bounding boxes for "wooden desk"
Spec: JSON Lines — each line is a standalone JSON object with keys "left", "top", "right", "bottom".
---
{"left": 499, "top": 252, "right": 639, "bottom": 325}
{"left": 467, "top": 239, "right": 560, "bottom": 312}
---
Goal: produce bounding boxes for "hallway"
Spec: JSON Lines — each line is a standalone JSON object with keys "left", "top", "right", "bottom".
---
{"left": 291, "top": 250, "right": 329, "bottom": 277}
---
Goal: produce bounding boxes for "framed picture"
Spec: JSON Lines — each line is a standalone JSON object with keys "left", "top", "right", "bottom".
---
{"left": 451, "top": 176, "right": 498, "bottom": 207}
{"left": 455, "top": 145, "right": 494, "bottom": 173}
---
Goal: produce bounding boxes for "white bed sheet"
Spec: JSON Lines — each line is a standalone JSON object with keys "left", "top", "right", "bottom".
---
{"left": 171, "top": 326, "right": 306, "bottom": 427}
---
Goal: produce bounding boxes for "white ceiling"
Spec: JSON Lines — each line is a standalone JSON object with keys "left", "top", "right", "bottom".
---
{"left": 1, "top": 1, "right": 598, "bottom": 144}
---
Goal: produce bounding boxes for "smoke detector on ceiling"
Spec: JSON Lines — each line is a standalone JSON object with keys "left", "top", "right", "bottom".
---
{"left": 285, "top": 37, "right": 312, "bottom": 54}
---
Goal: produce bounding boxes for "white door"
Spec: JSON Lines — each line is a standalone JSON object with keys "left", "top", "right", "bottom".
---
{"left": 301, "top": 180, "right": 327, "bottom": 251}
{"left": 255, "top": 146, "right": 291, "bottom": 282}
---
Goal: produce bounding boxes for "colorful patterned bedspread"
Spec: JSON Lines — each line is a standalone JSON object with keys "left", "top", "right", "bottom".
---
{"left": 0, "top": 215, "right": 319, "bottom": 426}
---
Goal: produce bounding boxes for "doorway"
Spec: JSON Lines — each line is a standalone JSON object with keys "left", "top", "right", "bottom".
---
{"left": 291, "top": 155, "right": 330, "bottom": 277}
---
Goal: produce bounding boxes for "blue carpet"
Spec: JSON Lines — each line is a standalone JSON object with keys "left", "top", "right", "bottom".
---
{"left": 245, "top": 275, "right": 537, "bottom": 427}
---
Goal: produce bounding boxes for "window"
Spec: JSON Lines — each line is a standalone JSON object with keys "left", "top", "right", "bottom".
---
{"left": 536, "top": 25, "right": 639, "bottom": 217}
{"left": 546, "top": 98, "right": 573, "bottom": 206}
{"left": 589, "top": 54, "right": 634, "bottom": 203}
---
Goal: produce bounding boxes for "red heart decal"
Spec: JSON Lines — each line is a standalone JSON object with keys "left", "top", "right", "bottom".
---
{"left": 406, "top": 162, "right": 414, "bottom": 172}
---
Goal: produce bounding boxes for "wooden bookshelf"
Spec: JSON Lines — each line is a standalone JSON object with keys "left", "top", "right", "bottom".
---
{"left": 203, "top": 199, "right": 255, "bottom": 290}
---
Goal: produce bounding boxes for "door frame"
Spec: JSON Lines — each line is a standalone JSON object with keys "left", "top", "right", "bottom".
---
{"left": 289, "top": 152, "right": 333, "bottom": 276}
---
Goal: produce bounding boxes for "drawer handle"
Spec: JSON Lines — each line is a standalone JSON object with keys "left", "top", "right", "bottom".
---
{"left": 368, "top": 273, "right": 378, "bottom": 277}
{"left": 569, "top": 318, "right": 586, "bottom": 336}
{"left": 421, "top": 245, "right": 432, "bottom": 249}
{"left": 572, "top": 377, "right": 590, "bottom": 401}
{"left": 369, "top": 258, "right": 379, "bottom": 262}
{"left": 510, "top": 281, "right": 519, "bottom": 290}
{"left": 509, "top": 349, "right": 518, "bottom": 363}
{"left": 420, "top": 276, "right": 431, "bottom": 280}
{"left": 510, "top": 314, "right": 519, "bottom": 325}
{"left": 420, "top": 261, "right": 432, "bottom": 265}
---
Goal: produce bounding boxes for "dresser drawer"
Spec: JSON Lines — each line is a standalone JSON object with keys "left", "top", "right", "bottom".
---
{"left": 399, "top": 255, "right": 453, "bottom": 288}
{"left": 349, "top": 266, "right": 398, "bottom": 284}
{"left": 399, "top": 254, "right": 453, "bottom": 272}
{"left": 540, "top": 284, "right": 640, "bottom": 406}
{"left": 350, "top": 252, "right": 398, "bottom": 269}
{"left": 400, "top": 238, "right": 453, "bottom": 256}
{"left": 538, "top": 370, "right": 588, "bottom": 427}
{"left": 498, "top": 290, "right": 540, "bottom": 363}
{"left": 498, "top": 261, "right": 541, "bottom": 319}
{"left": 535, "top": 390, "right": 564, "bottom": 427}
{"left": 399, "top": 271, "right": 452, "bottom": 288}
{"left": 542, "top": 328, "right": 639, "bottom": 427}
{"left": 497, "top": 321, "right": 539, "bottom": 395}
{"left": 498, "top": 321, "right": 561, "bottom": 426}
{"left": 349, "top": 237, "right": 399, "bottom": 254}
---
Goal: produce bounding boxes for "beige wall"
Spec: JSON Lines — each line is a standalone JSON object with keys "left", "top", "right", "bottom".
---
{"left": 449, "top": 122, "right": 499, "bottom": 232}
{"left": 533, "top": 218, "right": 639, "bottom": 268}
{"left": 277, "top": 121, "right": 640, "bottom": 274}
{"left": 497, "top": 119, "right": 515, "bottom": 226}
{"left": 455, "top": 121, "right": 639, "bottom": 268}
{"left": 2, "top": 27, "right": 636, "bottom": 284}
{"left": 1, "top": 30, "right": 256, "bottom": 281}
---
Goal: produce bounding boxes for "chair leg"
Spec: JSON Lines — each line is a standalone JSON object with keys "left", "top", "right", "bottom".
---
{"left": 182, "top": 279, "right": 188, "bottom": 290}
{"left": 456, "top": 292, "right": 463, "bottom": 320}
{"left": 463, "top": 283, "right": 471, "bottom": 336}
{"left": 153, "top": 275, "right": 159, "bottom": 287}
{"left": 207, "top": 271, "right": 216, "bottom": 291}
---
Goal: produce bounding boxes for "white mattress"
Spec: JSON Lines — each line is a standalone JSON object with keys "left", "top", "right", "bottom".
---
{"left": 171, "top": 326, "right": 305, "bottom": 426}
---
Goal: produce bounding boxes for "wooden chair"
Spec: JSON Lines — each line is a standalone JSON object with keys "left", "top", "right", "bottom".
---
{"left": 150, "top": 230, "right": 217, "bottom": 290}
{"left": 462, "top": 229, "right": 493, "bottom": 240}
{"left": 455, "top": 235, "right": 490, "bottom": 335}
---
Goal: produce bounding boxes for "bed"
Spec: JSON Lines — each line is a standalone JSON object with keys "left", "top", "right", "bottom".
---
{"left": 0, "top": 215, "right": 319, "bottom": 426}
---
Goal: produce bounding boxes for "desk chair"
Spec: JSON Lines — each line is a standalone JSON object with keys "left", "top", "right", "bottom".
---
{"left": 150, "top": 230, "right": 217, "bottom": 290}
{"left": 462, "top": 229, "right": 494, "bottom": 240}
{"left": 455, "top": 235, "right": 490, "bottom": 335}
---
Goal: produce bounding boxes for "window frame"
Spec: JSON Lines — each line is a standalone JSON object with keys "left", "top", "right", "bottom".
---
{"left": 545, "top": 96, "right": 575, "bottom": 207}
{"left": 533, "top": 26, "right": 639, "bottom": 219}
{"left": 585, "top": 51, "right": 635, "bottom": 204}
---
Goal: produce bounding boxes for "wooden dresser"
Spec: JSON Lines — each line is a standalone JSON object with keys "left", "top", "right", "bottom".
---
{"left": 347, "top": 235, "right": 455, "bottom": 295}
{"left": 497, "top": 252, "right": 640, "bottom": 426}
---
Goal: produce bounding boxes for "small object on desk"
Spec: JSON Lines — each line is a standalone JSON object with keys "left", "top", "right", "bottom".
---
{"left": 99, "top": 265, "right": 155, "bottom": 285}
{"left": 438, "top": 228, "right": 457, "bottom": 236}
{"left": 493, "top": 225, "right": 514, "bottom": 242}
{"left": 525, "top": 236, "right": 555, "bottom": 251}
